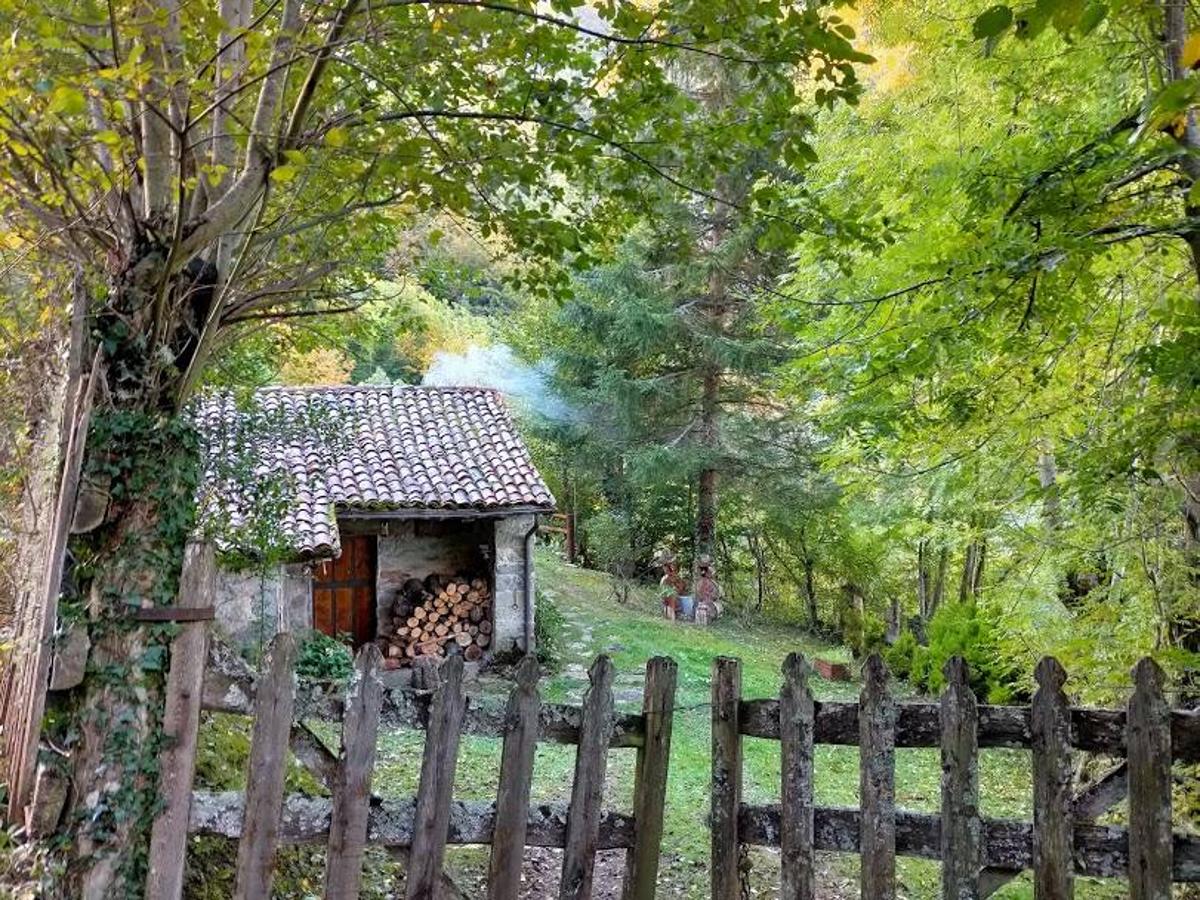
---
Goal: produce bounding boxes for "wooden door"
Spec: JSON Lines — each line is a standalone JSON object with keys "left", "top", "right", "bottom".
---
{"left": 312, "top": 535, "right": 377, "bottom": 648}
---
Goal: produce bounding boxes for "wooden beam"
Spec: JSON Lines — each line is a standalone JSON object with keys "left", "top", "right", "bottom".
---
{"left": 190, "top": 792, "right": 637, "bottom": 849}
{"left": 737, "top": 805, "right": 1200, "bottom": 881}
{"left": 145, "top": 542, "right": 216, "bottom": 900}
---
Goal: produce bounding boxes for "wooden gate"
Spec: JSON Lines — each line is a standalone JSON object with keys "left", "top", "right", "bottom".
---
{"left": 712, "top": 652, "right": 1200, "bottom": 899}
{"left": 145, "top": 625, "right": 678, "bottom": 899}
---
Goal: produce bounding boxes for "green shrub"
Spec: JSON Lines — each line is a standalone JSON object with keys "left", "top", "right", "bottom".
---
{"left": 910, "top": 601, "right": 1018, "bottom": 703}
{"left": 584, "top": 510, "right": 641, "bottom": 602}
{"left": 840, "top": 606, "right": 888, "bottom": 658}
{"left": 295, "top": 629, "right": 354, "bottom": 685}
{"left": 884, "top": 629, "right": 919, "bottom": 680}
{"left": 534, "top": 587, "right": 566, "bottom": 672}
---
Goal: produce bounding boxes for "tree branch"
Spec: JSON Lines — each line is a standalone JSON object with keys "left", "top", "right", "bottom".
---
{"left": 282, "top": 0, "right": 363, "bottom": 150}
{"left": 178, "top": 0, "right": 302, "bottom": 260}
{"left": 360, "top": 108, "right": 736, "bottom": 212}
{"left": 139, "top": 0, "right": 185, "bottom": 220}
{"left": 355, "top": 0, "right": 776, "bottom": 65}
{"left": 1004, "top": 111, "right": 1140, "bottom": 221}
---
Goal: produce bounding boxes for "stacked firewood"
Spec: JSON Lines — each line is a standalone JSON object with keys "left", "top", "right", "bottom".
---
{"left": 378, "top": 573, "right": 493, "bottom": 665}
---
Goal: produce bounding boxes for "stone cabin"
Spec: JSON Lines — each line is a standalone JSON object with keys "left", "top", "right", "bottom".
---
{"left": 196, "top": 385, "right": 555, "bottom": 664}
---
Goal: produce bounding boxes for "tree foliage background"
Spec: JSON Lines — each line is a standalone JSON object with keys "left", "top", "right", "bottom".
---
{"left": 510, "top": 0, "right": 1200, "bottom": 709}
{"left": 1, "top": 0, "right": 1199, "bottom": 893}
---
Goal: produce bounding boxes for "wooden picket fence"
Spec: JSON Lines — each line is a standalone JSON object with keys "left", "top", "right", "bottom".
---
{"left": 135, "top": 545, "right": 1198, "bottom": 898}
{"left": 712, "top": 652, "right": 1200, "bottom": 900}
{"left": 144, "top": 618, "right": 678, "bottom": 899}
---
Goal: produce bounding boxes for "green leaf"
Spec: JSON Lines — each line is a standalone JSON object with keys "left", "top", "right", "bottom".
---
{"left": 1014, "top": 7, "right": 1052, "bottom": 40}
{"left": 49, "top": 85, "right": 86, "bottom": 116}
{"left": 139, "top": 645, "right": 166, "bottom": 672}
{"left": 270, "top": 165, "right": 299, "bottom": 183}
{"left": 973, "top": 5, "right": 1013, "bottom": 39}
{"left": 1078, "top": 1, "right": 1107, "bottom": 34}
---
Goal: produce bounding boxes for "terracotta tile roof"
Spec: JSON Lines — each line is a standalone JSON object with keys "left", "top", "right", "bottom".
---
{"left": 197, "top": 385, "right": 554, "bottom": 558}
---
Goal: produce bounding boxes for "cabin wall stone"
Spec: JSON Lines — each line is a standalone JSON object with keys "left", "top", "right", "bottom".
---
{"left": 213, "top": 562, "right": 311, "bottom": 648}
{"left": 493, "top": 514, "right": 535, "bottom": 654}
{"left": 373, "top": 519, "right": 494, "bottom": 623}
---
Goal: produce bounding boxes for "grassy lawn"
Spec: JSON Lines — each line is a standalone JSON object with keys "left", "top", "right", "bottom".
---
{"left": 194, "top": 549, "right": 1127, "bottom": 898}
{"left": 366, "top": 550, "right": 1123, "bottom": 899}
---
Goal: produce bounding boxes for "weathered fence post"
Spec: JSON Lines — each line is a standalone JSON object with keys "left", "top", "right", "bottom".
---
{"left": 560, "top": 654, "right": 616, "bottom": 900}
{"left": 711, "top": 656, "right": 743, "bottom": 900}
{"left": 622, "top": 655, "right": 678, "bottom": 900}
{"left": 1127, "top": 658, "right": 1172, "bottom": 900}
{"left": 1031, "top": 657, "right": 1072, "bottom": 899}
{"left": 407, "top": 652, "right": 467, "bottom": 900}
{"left": 488, "top": 654, "right": 542, "bottom": 900}
{"left": 145, "top": 541, "right": 216, "bottom": 900}
{"left": 324, "top": 644, "right": 385, "bottom": 900}
{"left": 940, "top": 656, "right": 980, "bottom": 900}
{"left": 859, "top": 654, "right": 895, "bottom": 900}
{"left": 780, "top": 653, "right": 816, "bottom": 900}
{"left": 234, "top": 632, "right": 298, "bottom": 900}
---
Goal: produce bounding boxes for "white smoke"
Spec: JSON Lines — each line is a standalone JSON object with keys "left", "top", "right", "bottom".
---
{"left": 422, "top": 344, "right": 574, "bottom": 423}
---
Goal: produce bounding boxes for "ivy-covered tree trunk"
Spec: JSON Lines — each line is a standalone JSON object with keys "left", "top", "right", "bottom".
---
{"left": 68, "top": 481, "right": 195, "bottom": 898}
{"left": 58, "top": 259, "right": 203, "bottom": 897}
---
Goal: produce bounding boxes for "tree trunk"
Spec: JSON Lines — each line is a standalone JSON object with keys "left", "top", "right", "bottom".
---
{"left": 886, "top": 597, "right": 900, "bottom": 644}
{"left": 57, "top": 261, "right": 202, "bottom": 897}
{"left": 958, "top": 539, "right": 985, "bottom": 603}
{"left": 1036, "top": 442, "right": 1061, "bottom": 530}
{"left": 931, "top": 546, "right": 948, "bottom": 613}
{"left": 917, "top": 540, "right": 929, "bottom": 619}
{"left": 802, "top": 554, "right": 818, "bottom": 628}
{"left": 1160, "top": 0, "right": 1200, "bottom": 671}
{"left": 694, "top": 366, "right": 720, "bottom": 568}
{"left": 566, "top": 480, "right": 578, "bottom": 565}
{"left": 747, "top": 532, "right": 766, "bottom": 612}
{"left": 1175, "top": 470, "right": 1200, "bottom": 664}
{"left": 958, "top": 544, "right": 973, "bottom": 604}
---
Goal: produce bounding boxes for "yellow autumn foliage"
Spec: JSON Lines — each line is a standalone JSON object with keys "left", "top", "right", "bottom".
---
{"left": 278, "top": 347, "right": 354, "bottom": 386}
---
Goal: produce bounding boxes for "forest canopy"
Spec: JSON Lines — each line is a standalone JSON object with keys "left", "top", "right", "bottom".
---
{"left": 258, "top": 0, "right": 1200, "bottom": 708}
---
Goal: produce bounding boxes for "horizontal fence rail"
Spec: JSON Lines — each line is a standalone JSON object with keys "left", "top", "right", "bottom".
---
{"left": 736, "top": 699, "right": 1200, "bottom": 760}
{"left": 188, "top": 791, "right": 638, "bottom": 849}
{"left": 200, "top": 641, "right": 648, "bottom": 748}
{"left": 713, "top": 652, "right": 1200, "bottom": 900}
{"left": 735, "top": 804, "right": 1200, "bottom": 880}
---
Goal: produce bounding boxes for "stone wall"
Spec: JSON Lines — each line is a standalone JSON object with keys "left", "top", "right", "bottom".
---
{"left": 213, "top": 562, "right": 311, "bottom": 648}
{"left": 493, "top": 514, "right": 536, "bottom": 654}
{"left": 374, "top": 519, "right": 493, "bottom": 622}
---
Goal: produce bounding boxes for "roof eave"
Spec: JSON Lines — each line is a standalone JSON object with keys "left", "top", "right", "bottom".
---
{"left": 335, "top": 503, "right": 555, "bottom": 520}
